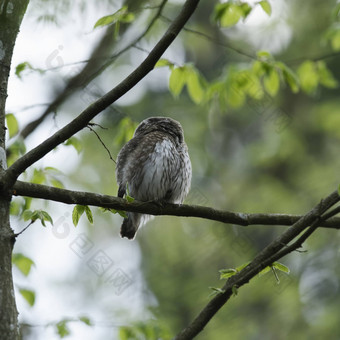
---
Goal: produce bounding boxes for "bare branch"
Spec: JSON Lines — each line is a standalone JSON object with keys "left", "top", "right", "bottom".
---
{"left": 4, "top": 0, "right": 200, "bottom": 187}
{"left": 11, "top": 181, "right": 340, "bottom": 230}
{"left": 86, "top": 124, "right": 116, "bottom": 164}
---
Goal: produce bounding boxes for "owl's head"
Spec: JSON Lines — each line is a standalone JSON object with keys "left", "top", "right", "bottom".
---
{"left": 134, "top": 117, "right": 185, "bottom": 144}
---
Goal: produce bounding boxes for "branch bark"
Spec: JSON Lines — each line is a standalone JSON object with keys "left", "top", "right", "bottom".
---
{"left": 173, "top": 190, "right": 340, "bottom": 339}
{"left": 12, "top": 181, "right": 340, "bottom": 230}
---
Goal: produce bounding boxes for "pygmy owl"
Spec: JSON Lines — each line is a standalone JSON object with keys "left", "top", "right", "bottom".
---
{"left": 116, "top": 117, "right": 192, "bottom": 239}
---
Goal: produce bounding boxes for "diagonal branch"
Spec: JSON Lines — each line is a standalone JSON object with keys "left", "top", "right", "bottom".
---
{"left": 173, "top": 190, "right": 340, "bottom": 340}
{"left": 19, "top": 0, "right": 168, "bottom": 140}
{"left": 4, "top": 0, "right": 200, "bottom": 187}
{"left": 11, "top": 181, "right": 340, "bottom": 230}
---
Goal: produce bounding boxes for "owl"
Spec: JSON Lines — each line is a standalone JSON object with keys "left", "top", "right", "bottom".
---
{"left": 116, "top": 117, "right": 192, "bottom": 239}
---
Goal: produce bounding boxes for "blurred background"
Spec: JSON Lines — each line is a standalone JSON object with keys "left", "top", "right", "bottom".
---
{"left": 6, "top": 0, "right": 340, "bottom": 339}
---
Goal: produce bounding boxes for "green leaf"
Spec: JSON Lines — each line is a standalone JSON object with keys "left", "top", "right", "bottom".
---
{"left": 256, "top": 50, "right": 273, "bottom": 60}
{"left": 19, "top": 289, "right": 35, "bottom": 307}
{"left": 22, "top": 209, "right": 35, "bottom": 222}
{"left": 32, "top": 169, "right": 46, "bottom": 185}
{"left": 23, "top": 209, "right": 53, "bottom": 227}
{"left": 7, "top": 138, "right": 26, "bottom": 166}
{"left": 94, "top": 6, "right": 134, "bottom": 29}
{"left": 121, "top": 12, "right": 135, "bottom": 23}
{"left": 5, "top": 114, "right": 19, "bottom": 138}
{"left": 239, "top": 70, "right": 264, "bottom": 100}
{"left": 232, "top": 285, "right": 238, "bottom": 296}
{"left": 186, "top": 68, "right": 205, "bottom": 104}
{"left": 12, "top": 253, "right": 35, "bottom": 276}
{"left": 50, "top": 178, "right": 64, "bottom": 189}
{"left": 240, "top": 3, "right": 252, "bottom": 19}
{"left": 155, "top": 58, "right": 174, "bottom": 69}
{"left": 272, "top": 261, "right": 290, "bottom": 274}
{"left": 220, "top": 262, "right": 250, "bottom": 280}
{"left": 79, "top": 316, "right": 92, "bottom": 326}
{"left": 259, "top": 265, "right": 272, "bottom": 276}
{"left": 65, "top": 137, "right": 82, "bottom": 154}
{"left": 263, "top": 68, "right": 280, "bottom": 96}
{"left": 15, "top": 62, "right": 34, "bottom": 79}
{"left": 338, "top": 184, "right": 340, "bottom": 195}
{"left": 126, "top": 194, "right": 135, "bottom": 203}
{"left": 84, "top": 206, "right": 93, "bottom": 224}
{"left": 169, "top": 67, "right": 187, "bottom": 97}
{"left": 56, "top": 320, "right": 71, "bottom": 338}
{"left": 40, "top": 211, "right": 53, "bottom": 226}
{"left": 213, "top": 3, "right": 244, "bottom": 27}
{"left": 94, "top": 14, "right": 117, "bottom": 28}
{"left": 316, "top": 61, "right": 338, "bottom": 89}
{"left": 44, "top": 166, "right": 64, "bottom": 175}
{"left": 116, "top": 210, "right": 128, "bottom": 218}
{"left": 235, "top": 261, "right": 251, "bottom": 271}
{"left": 297, "top": 60, "right": 319, "bottom": 94}
{"left": 258, "top": 1, "right": 272, "bottom": 15}
{"left": 72, "top": 205, "right": 93, "bottom": 226}
{"left": 331, "top": 30, "right": 340, "bottom": 51}
{"left": 72, "top": 205, "right": 85, "bottom": 227}
{"left": 219, "top": 268, "right": 237, "bottom": 279}
{"left": 279, "top": 62, "right": 299, "bottom": 93}
{"left": 10, "top": 200, "right": 21, "bottom": 216}
{"left": 209, "top": 287, "right": 226, "bottom": 297}
{"left": 100, "top": 207, "right": 128, "bottom": 218}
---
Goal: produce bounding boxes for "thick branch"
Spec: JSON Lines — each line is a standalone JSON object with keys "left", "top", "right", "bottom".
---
{"left": 4, "top": 0, "right": 200, "bottom": 187}
{"left": 12, "top": 181, "right": 340, "bottom": 230}
{"left": 174, "top": 190, "right": 340, "bottom": 339}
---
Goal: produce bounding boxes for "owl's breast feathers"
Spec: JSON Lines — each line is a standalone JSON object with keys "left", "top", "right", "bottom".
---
{"left": 116, "top": 131, "right": 191, "bottom": 203}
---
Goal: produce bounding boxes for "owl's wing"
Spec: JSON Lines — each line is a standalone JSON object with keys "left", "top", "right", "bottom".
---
{"left": 116, "top": 134, "right": 154, "bottom": 198}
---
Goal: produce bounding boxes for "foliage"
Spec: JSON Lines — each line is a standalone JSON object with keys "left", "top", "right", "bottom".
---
{"left": 119, "top": 320, "right": 171, "bottom": 340}
{"left": 22, "top": 209, "right": 53, "bottom": 227}
{"left": 72, "top": 205, "right": 93, "bottom": 226}
{"left": 5, "top": 113, "right": 19, "bottom": 138}
{"left": 18, "top": 289, "right": 35, "bottom": 307}
{"left": 12, "top": 253, "right": 35, "bottom": 276}
{"left": 212, "top": 0, "right": 271, "bottom": 27}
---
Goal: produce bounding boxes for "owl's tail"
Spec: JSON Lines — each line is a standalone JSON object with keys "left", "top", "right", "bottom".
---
{"left": 120, "top": 212, "right": 141, "bottom": 240}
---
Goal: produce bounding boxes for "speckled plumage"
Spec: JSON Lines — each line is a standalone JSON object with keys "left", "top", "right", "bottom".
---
{"left": 116, "top": 117, "right": 192, "bottom": 239}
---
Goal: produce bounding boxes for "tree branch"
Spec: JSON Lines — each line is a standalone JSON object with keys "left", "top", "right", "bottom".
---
{"left": 173, "top": 190, "right": 340, "bottom": 339}
{"left": 4, "top": 0, "right": 200, "bottom": 187}
{"left": 19, "top": 0, "right": 168, "bottom": 140}
{"left": 11, "top": 181, "right": 340, "bottom": 230}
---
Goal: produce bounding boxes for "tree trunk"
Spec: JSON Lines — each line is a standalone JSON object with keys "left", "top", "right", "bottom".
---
{"left": 0, "top": 1, "right": 29, "bottom": 339}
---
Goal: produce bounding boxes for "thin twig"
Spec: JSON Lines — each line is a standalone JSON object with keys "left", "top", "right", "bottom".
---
{"left": 14, "top": 221, "right": 35, "bottom": 237}
{"left": 86, "top": 125, "right": 116, "bottom": 164}
{"left": 160, "top": 15, "right": 257, "bottom": 60}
